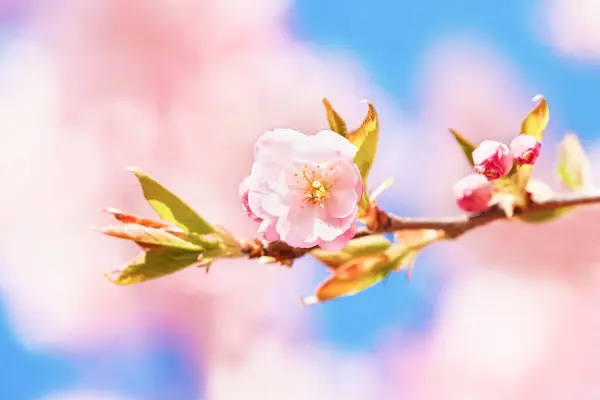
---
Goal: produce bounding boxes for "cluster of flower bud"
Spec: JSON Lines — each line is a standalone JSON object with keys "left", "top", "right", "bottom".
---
{"left": 454, "top": 134, "right": 541, "bottom": 213}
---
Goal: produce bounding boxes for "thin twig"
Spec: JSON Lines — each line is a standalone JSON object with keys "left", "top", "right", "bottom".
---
{"left": 380, "top": 190, "right": 600, "bottom": 236}
{"left": 245, "top": 191, "right": 600, "bottom": 261}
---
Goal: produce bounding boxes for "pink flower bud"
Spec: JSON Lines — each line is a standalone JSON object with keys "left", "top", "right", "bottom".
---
{"left": 239, "top": 176, "right": 263, "bottom": 223}
{"left": 472, "top": 140, "right": 513, "bottom": 180}
{"left": 509, "top": 134, "right": 541, "bottom": 165}
{"left": 453, "top": 173, "right": 494, "bottom": 213}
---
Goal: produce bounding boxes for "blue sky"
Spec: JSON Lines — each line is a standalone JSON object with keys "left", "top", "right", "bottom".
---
{"left": 291, "top": 0, "right": 600, "bottom": 142}
{"left": 0, "top": 299, "right": 200, "bottom": 399}
{"left": 2, "top": 0, "right": 600, "bottom": 398}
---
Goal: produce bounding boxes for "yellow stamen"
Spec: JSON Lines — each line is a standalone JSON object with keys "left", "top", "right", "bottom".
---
{"left": 298, "top": 166, "right": 333, "bottom": 207}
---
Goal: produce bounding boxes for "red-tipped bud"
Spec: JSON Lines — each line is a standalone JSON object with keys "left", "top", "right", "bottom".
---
{"left": 453, "top": 173, "right": 494, "bottom": 213}
{"left": 509, "top": 134, "right": 541, "bottom": 165}
{"left": 472, "top": 140, "right": 513, "bottom": 180}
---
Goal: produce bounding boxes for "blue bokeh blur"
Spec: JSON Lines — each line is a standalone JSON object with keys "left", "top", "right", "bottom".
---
{"left": 2, "top": 0, "right": 600, "bottom": 398}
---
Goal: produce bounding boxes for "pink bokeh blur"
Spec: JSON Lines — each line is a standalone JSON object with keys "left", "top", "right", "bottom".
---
{"left": 2, "top": 0, "right": 600, "bottom": 399}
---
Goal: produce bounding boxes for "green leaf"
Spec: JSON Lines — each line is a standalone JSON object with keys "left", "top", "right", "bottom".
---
{"left": 188, "top": 232, "right": 224, "bottom": 250}
{"left": 301, "top": 254, "right": 392, "bottom": 305}
{"left": 302, "top": 270, "right": 389, "bottom": 305}
{"left": 348, "top": 100, "right": 378, "bottom": 155}
{"left": 101, "top": 224, "right": 204, "bottom": 251}
{"left": 393, "top": 229, "right": 446, "bottom": 279}
{"left": 511, "top": 177, "right": 571, "bottom": 224}
{"left": 188, "top": 232, "right": 239, "bottom": 261}
{"left": 518, "top": 207, "right": 571, "bottom": 224}
{"left": 557, "top": 133, "right": 592, "bottom": 191}
{"left": 385, "top": 241, "right": 435, "bottom": 280}
{"left": 449, "top": 128, "right": 476, "bottom": 166}
{"left": 349, "top": 101, "right": 379, "bottom": 214}
{"left": 105, "top": 248, "right": 202, "bottom": 285}
{"left": 344, "top": 235, "right": 391, "bottom": 257}
{"left": 347, "top": 101, "right": 377, "bottom": 149}
{"left": 310, "top": 234, "right": 391, "bottom": 269}
{"left": 210, "top": 225, "right": 244, "bottom": 258}
{"left": 349, "top": 101, "right": 379, "bottom": 179}
{"left": 308, "top": 251, "right": 348, "bottom": 269}
{"left": 394, "top": 229, "right": 444, "bottom": 248}
{"left": 520, "top": 95, "right": 549, "bottom": 142}
{"left": 303, "top": 238, "right": 439, "bottom": 305}
{"left": 128, "top": 167, "right": 213, "bottom": 234}
{"left": 321, "top": 97, "right": 348, "bottom": 137}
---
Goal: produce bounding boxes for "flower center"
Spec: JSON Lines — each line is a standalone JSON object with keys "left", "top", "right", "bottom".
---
{"left": 296, "top": 165, "right": 334, "bottom": 207}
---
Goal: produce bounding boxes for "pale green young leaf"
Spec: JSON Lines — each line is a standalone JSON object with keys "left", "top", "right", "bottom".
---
{"left": 301, "top": 254, "right": 392, "bottom": 305}
{"left": 520, "top": 95, "right": 549, "bottom": 142}
{"left": 105, "top": 248, "right": 202, "bottom": 285}
{"left": 350, "top": 101, "right": 379, "bottom": 181}
{"left": 516, "top": 178, "right": 570, "bottom": 224}
{"left": 449, "top": 128, "right": 476, "bottom": 167}
{"left": 302, "top": 231, "right": 446, "bottom": 305}
{"left": 210, "top": 225, "right": 244, "bottom": 258}
{"left": 128, "top": 167, "right": 213, "bottom": 234}
{"left": 343, "top": 235, "right": 391, "bottom": 257}
{"left": 385, "top": 237, "right": 441, "bottom": 280}
{"left": 301, "top": 270, "right": 389, "bottom": 305}
{"left": 309, "top": 234, "right": 391, "bottom": 269}
{"left": 188, "top": 232, "right": 224, "bottom": 250}
{"left": 557, "top": 133, "right": 592, "bottom": 191}
{"left": 308, "top": 250, "right": 349, "bottom": 269}
{"left": 394, "top": 229, "right": 444, "bottom": 249}
{"left": 321, "top": 97, "right": 348, "bottom": 137}
{"left": 504, "top": 96, "right": 550, "bottom": 193}
{"left": 101, "top": 224, "right": 204, "bottom": 251}
{"left": 347, "top": 101, "right": 379, "bottom": 214}
{"left": 518, "top": 208, "right": 571, "bottom": 224}
{"left": 390, "top": 247, "right": 420, "bottom": 281}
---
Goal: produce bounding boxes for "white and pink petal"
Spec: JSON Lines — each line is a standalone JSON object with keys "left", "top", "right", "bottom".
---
{"left": 258, "top": 219, "right": 280, "bottom": 242}
{"left": 326, "top": 186, "right": 358, "bottom": 218}
{"left": 317, "top": 223, "right": 357, "bottom": 251}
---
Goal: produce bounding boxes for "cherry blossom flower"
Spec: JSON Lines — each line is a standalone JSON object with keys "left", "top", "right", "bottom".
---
{"left": 243, "top": 128, "right": 363, "bottom": 250}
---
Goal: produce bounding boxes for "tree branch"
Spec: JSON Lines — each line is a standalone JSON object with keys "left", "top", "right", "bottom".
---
{"left": 243, "top": 191, "right": 600, "bottom": 262}
{"left": 377, "top": 190, "right": 600, "bottom": 236}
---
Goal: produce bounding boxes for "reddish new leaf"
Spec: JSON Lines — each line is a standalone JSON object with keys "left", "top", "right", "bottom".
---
{"left": 101, "top": 223, "right": 202, "bottom": 251}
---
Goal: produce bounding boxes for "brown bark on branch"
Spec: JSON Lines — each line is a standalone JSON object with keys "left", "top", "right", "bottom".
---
{"left": 242, "top": 191, "right": 600, "bottom": 262}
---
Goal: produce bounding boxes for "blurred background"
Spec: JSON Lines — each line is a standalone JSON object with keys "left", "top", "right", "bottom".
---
{"left": 2, "top": 0, "right": 600, "bottom": 399}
